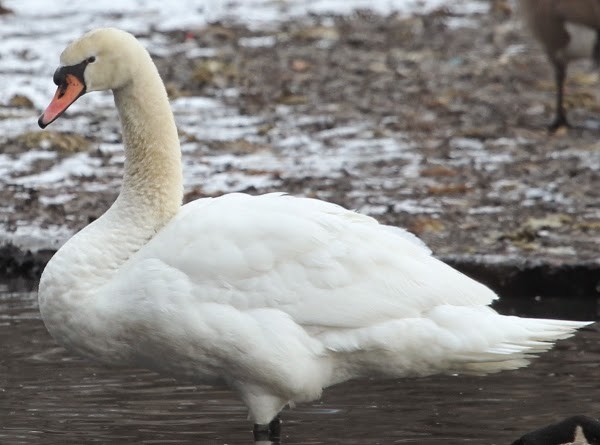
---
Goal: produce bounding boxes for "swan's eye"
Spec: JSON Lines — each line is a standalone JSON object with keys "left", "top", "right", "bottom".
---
{"left": 86, "top": 56, "right": 96, "bottom": 64}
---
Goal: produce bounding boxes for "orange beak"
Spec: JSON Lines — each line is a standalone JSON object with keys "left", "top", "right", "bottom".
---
{"left": 38, "top": 74, "right": 86, "bottom": 128}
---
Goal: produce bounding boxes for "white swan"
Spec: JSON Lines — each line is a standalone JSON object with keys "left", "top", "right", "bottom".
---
{"left": 37, "top": 28, "right": 590, "bottom": 440}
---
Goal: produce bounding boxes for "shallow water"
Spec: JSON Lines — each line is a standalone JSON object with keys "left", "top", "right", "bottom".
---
{"left": 1, "top": 289, "right": 599, "bottom": 445}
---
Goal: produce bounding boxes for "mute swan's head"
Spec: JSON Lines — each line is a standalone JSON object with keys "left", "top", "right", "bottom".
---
{"left": 39, "top": 28, "right": 145, "bottom": 128}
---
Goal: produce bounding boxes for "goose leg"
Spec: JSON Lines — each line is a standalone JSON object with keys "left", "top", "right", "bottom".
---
{"left": 549, "top": 60, "right": 568, "bottom": 131}
{"left": 253, "top": 414, "right": 282, "bottom": 441}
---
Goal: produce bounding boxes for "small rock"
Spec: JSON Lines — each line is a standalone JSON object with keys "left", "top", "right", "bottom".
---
{"left": 409, "top": 217, "right": 445, "bottom": 235}
{"left": 524, "top": 214, "right": 572, "bottom": 231}
{"left": 276, "top": 94, "right": 308, "bottom": 105}
{"left": 292, "top": 26, "right": 339, "bottom": 42}
{"left": 427, "top": 183, "right": 469, "bottom": 195}
{"left": 8, "top": 94, "right": 34, "bottom": 108}
{"left": 420, "top": 165, "right": 458, "bottom": 177}
{"left": 12, "top": 131, "right": 91, "bottom": 154}
{"left": 291, "top": 59, "right": 311, "bottom": 73}
{"left": 192, "top": 59, "right": 237, "bottom": 88}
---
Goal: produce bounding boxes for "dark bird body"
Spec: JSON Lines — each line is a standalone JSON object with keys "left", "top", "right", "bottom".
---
{"left": 519, "top": 0, "right": 600, "bottom": 129}
{"left": 512, "top": 415, "right": 600, "bottom": 445}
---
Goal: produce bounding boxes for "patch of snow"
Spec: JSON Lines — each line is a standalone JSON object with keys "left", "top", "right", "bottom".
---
{"left": 39, "top": 194, "right": 76, "bottom": 206}
{"left": 0, "top": 224, "right": 73, "bottom": 250}
{"left": 239, "top": 35, "right": 277, "bottom": 48}
{"left": 468, "top": 206, "right": 503, "bottom": 215}
{"left": 1, "top": 151, "right": 57, "bottom": 178}
{"left": 12, "top": 153, "right": 102, "bottom": 186}
{"left": 394, "top": 199, "right": 440, "bottom": 215}
{"left": 0, "top": 0, "right": 497, "bottom": 249}
{"left": 316, "top": 125, "right": 367, "bottom": 140}
{"left": 489, "top": 136, "right": 529, "bottom": 147}
{"left": 545, "top": 246, "right": 577, "bottom": 256}
{"left": 358, "top": 204, "right": 389, "bottom": 215}
{"left": 449, "top": 137, "right": 485, "bottom": 151}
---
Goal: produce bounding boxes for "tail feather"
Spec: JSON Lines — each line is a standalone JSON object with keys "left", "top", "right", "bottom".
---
{"left": 320, "top": 307, "right": 592, "bottom": 380}
{"left": 453, "top": 318, "right": 592, "bottom": 374}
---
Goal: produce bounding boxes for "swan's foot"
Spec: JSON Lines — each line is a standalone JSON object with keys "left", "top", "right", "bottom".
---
{"left": 253, "top": 414, "right": 281, "bottom": 441}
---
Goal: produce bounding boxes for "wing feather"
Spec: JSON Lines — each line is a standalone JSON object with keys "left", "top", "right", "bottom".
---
{"left": 127, "top": 193, "right": 497, "bottom": 328}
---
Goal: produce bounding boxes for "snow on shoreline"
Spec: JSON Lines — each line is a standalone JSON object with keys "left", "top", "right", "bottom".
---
{"left": 0, "top": 0, "right": 487, "bottom": 105}
{"left": 0, "top": 0, "right": 490, "bottom": 249}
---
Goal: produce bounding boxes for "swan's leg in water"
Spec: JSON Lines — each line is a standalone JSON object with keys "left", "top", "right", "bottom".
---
{"left": 236, "top": 385, "right": 286, "bottom": 441}
{"left": 253, "top": 414, "right": 281, "bottom": 441}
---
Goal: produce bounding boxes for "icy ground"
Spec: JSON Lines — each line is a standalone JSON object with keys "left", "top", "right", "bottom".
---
{"left": 0, "top": 0, "right": 488, "bottom": 248}
{"left": 0, "top": 0, "right": 598, "bottom": 274}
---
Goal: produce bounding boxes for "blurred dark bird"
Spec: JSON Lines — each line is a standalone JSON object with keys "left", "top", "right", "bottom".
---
{"left": 512, "top": 415, "right": 600, "bottom": 445}
{"left": 519, "top": 0, "right": 600, "bottom": 130}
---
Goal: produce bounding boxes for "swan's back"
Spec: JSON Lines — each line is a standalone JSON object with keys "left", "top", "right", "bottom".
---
{"left": 132, "top": 193, "right": 495, "bottom": 325}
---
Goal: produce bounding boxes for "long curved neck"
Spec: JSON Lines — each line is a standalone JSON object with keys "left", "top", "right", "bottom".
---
{"left": 41, "top": 54, "right": 183, "bottom": 294}
{"left": 113, "top": 60, "right": 183, "bottom": 224}
{"left": 38, "top": 34, "right": 184, "bottom": 356}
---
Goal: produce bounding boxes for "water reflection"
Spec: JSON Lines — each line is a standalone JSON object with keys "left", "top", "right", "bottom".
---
{"left": 2, "top": 289, "right": 599, "bottom": 444}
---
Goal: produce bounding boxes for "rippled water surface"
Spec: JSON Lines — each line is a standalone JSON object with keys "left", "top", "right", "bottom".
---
{"left": 2, "top": 289, "right": 599, "bottom": 445}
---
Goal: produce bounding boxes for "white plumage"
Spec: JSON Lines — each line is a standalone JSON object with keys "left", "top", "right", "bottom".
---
{"left": 37, "top": 28, "right": 590, "bottom": 432}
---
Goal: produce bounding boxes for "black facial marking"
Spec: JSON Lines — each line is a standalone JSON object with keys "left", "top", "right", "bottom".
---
{"left": 52, "top": 59, "right": 89, "bottom": 88}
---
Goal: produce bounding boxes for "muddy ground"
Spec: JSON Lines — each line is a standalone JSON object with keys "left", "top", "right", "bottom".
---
{"left": 0, "top": 4, "right": 598, "bottom": 296}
